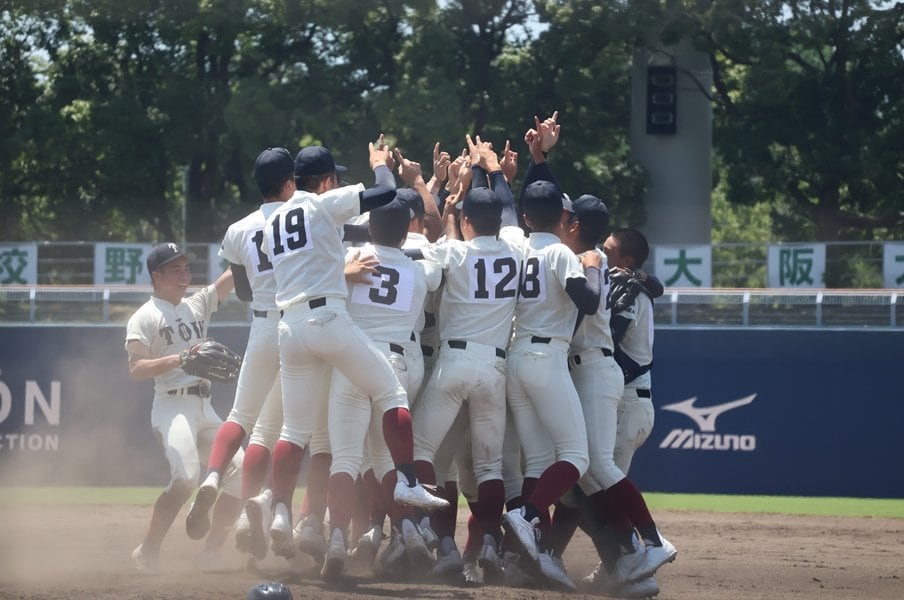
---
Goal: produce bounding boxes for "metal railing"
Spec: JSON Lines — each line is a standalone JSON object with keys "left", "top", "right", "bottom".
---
{"left": 1, "top": 285, "right": 901, "bottom": 328}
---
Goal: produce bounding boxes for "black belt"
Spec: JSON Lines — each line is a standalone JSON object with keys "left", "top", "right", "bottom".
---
{"left": 253, "top": 309, "right": 271, "bottom": 318}
{"left": 389, "top": 343, "right": 405, "bottom": 355}
{"left": 410, "top": 332, "right": 417, "bottom": 342}
{"left": 636, "top": 388, "right": 651, "bottom": 398}
{"left": 167, "top": 383, "right": 211, "bottom": 397}
{"left": 421, "top": 345, "right": 434, "bottom": 357}
{"left": 572, "top": 347, "right": 614, "bottom": 366}
{"left": 447, "top": 339, "right": 506, "bottom": 359}
{"left": 531, "top": 336, "right": 551, "bottom": 344}
{"left": 279, "top": 297, "right": 327, "bottom": 317}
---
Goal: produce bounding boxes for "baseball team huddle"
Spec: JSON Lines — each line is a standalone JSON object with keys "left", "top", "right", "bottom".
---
{"left": 124, "top": 112, "right": 676, "bottom": 598}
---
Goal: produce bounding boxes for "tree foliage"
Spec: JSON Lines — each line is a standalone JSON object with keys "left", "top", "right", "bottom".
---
{"left": 0, "top": 0, "right": 901, "bottom": 244}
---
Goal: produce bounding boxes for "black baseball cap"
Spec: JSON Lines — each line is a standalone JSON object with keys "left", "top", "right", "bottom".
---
{"left": 395, "top": 188, "right": 425, "bottom": 218}
{"left": 294, "top": 145, "right": 348, "bottom": 177}
{"left": 147, "top": 243, "right": 195, "bottom": 273}
{"left": 572, "top": 194, "right": 610, "bottom": 231}
{"left": 522, "top": 180, "right": 571, "bottom": 211}
{"left": 462, "top": 187, "right": 503, "bottom": 218}
{"left": 254, "top": 147, "right": 295, "bottom": 191}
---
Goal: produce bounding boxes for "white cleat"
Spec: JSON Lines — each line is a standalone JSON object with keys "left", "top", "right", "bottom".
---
{"left": 269, "top": 502, "right": 297, "bottom": 559}
{"left": 538, "top": 550, "right": 576, "bottom": 591}
{"left": 478, "top": 534, "right": 504, "bottom": 584}
{"left": 185, "top": 482, "right": 218, "bottom": 540}
{"left": 244, "top": 491, "right": 273, "bottom": 561}
{"left": 431, "top": 548, "right": 465, "bottom": 579}
{"left": 501, "top": 507, "right": 541, "bottom": 565}
{"left": 393, "top": 476, "right": 450, "bottom": 510}
{"left": 377, "top": 527, "right": 405, "bottom": 575}
{"left": 320, "top": 528, "right": 347, "bottom": 581}
{"left": 642, "top": 533, "right": 677, "bottom": 575}
{"left": 401, "top": 517, "right": 434, "bottom": 572}
{"left": 234, "top": 508, "right": 251, "bottom": 555}
{"left": 131, "top": 543, "right": 158, "bottom": 573}
{"left": 418, "top": 516, "right": 440, "bottom": 551}
{"left": 350, "top": 524, "right": 383, "bottom": 564}
{"left": 462, "top": 559, "right": 480, "bottom": 585}
{"left": 615, "top": 575, "right": 660, "bottom": 599}
{"left": 296, "top": 514, "right": 327, "bottom": 559}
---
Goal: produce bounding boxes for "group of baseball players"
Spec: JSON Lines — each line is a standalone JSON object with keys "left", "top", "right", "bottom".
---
{"left": 124, "top": 111, "right": 675, "bottom": 597}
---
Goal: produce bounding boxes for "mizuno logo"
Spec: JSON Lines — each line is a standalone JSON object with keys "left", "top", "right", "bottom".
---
{"left": 659, "top": 394, "right": 757, "bottom": 452}
{"left": 660, "top": 394, "right": 756, "bottom": 432}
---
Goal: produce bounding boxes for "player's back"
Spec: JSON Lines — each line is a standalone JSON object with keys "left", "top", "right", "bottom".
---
{"left": 425, "top": 228, "right": 523, "bottom": 349}
{"left": 570, "top": 248, "right": 613, "bottom": 353}
{"left": 513, "top": 232, "right": 584, "bottom": 344}
{"left": 219, "top": 202, "right": 282, "bottom": 312}
{"left": 345, "top": 243, "right": 441, "bottom": 344}
{"left": 263, "top": 184, "right": 364, "bottom": 309}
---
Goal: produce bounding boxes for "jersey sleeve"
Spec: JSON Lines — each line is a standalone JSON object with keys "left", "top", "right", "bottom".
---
{"left": 124, "top": 309, "right": 154, "bottom": 349}
{"left": 548, "top": 244, "right": 585, "bottom": 288}
{"left": 218, "top": 224, "right": 241, "bottom": 264}
{"left": 418, "top": 259, "right": 443, "bottom": 292}
{"left": 420, "top": 240, "right": 457, "bottom": 269}
{"left": 184, "top": 284, "right": 219, "bottom": 322}
{"left": 321, "top": 183, "right": 366, "bottom": 226}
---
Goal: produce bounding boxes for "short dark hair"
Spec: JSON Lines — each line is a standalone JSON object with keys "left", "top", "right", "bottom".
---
{"left": 522, "top": 201, "right": 563, "bottom": 231}
{"left": 464, "top": 210, "right": 501, "bottom": 236}
{"left": 296, "top": 172, "right": 335, "bottom": 193}
{"left": 259, "top": 176, "right": 292, "bottom": 198}
{"left": 610, "top": 228, "right": 649, "bottom": 266}
{"left": 369, "top": 199, "right": 410, "bottom": 247}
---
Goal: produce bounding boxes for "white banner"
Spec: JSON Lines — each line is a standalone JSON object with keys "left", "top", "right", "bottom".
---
{"left": 767, "top": 244, "right": 825, "bottom": 288}
{"left": 653, "top": 245, "right": 712, "bottom": 287}
{"left": 0, "top": 242, "right": 38, "bottom": 285}
{"left": 94, "top": 243, "right": 152, "bottom": 285}
{"left": 883, "top": 242, "right": 904, "bottom": 289}
{"left": 208, "top": 243, "right": 230, "bottom": 285}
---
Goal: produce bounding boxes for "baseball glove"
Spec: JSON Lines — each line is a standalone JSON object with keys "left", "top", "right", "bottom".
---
{"left": 609, "top": 268, "right": 647, "bottom": 313}
{"left": 179, "top": 338, "right": 242, "bottom": 383}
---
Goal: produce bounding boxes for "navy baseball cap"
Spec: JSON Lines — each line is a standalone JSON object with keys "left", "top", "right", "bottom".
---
{"left": 395, "top": 188, "right": 425, "bottom": 218}
{"left": 522, "top": 180, "right": 570, "bottom": 211}
{"left": 146, "top": 243, "right": 195, "bottom": 273}
{"left": 294, "top": 145, "right": 348, "bottom": 177}
{"left": 462, "top": 187, "right": 503, "bottom": 218}
{"left": 253, "top": 147, "right": 294, "bottom": 190}
{"left": 572, "top": 194, "right": 610, "bottom": 230}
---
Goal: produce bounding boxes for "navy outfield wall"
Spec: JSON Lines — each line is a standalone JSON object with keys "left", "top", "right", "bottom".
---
{"left": 0, "top": 325, "right": 902, "bottom": 497}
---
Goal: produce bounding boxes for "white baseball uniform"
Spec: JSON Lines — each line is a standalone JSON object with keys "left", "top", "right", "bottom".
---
{"left": 124, "top": 285, "right": 242, "bottom": 496}
{"left": 412, "top": 226, "right": 523, "bottom": 486}
{"left": 506, "top": 232, "right": 590, "bottom": 479}
{"left": 218, "top": 202, "right": 284, "bottom": 449}
{"left": 569, "top": 248, "right": 626, "bottom": 494}
{"left": 329, "top": 242, "right": 442, "bottom": 480}
{"left": 613, "top": 290, "right": 655, "bottom": 474}
{"left": 261, "top": 185, "right": 408, "bottom": 450}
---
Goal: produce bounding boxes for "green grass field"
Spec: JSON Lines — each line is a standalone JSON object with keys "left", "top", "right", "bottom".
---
{"left": 2, "top": 487, "right": 902, "bottom": 518}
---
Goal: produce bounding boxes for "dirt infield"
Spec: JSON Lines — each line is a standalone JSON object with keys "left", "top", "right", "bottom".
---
{"left": 1, "top": 504, "right": 902, "bottom": 600}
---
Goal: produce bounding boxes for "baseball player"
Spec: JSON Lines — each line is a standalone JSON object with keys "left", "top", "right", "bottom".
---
{"left": 320, "top": 198, "right": 443, "bottom": 579}
{"left": 410, "top": 135, "right": 523, "bottom": 582}
{"left": 501, "top": 177, "right": 603, "bottom": 576}
{"left": 580, "top": 228, "right": 674, "bottom": 598}
{"left": 260, "top": 139, "right": 448, "bottom": 561}
{"left": 183, "top": 147, "right": 296, "bottom": 563}
{"left": 125, "top": 243, "right": 243, "bottom": 571}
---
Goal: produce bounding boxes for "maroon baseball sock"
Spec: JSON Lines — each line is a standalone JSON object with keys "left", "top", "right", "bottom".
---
{"left": 526, "top": 461, "right": 580, "bottom": 517}
{"left": 206, "top": 421, "right": 246, "bottom": 475}
{"left": 606, "top": 477, "right": 661, "bottom": 545}
{"left": 381, "top": 470, "right": 414, "bottom": 529}
{"left": 144, "top": 482, "right": 191, "bottom": 552}
{"left": 476, "top": 479, "right": 505, "bottom": 542}
{"left": 432, "top": 481, "right": 459, "bottom": 539}
{"left": 327, "top": 472, "right": 356, "bottom": 535}
{"left": 271, "top": 440, "right": 305, "bottom": 507}
{"left": 364, "top": 469, "right": 387, "bottom": 527}
{"left": 240, "top": 443, "right": 270, "bottom": 500}
{"left": 414, "top": 460, "right": 437, "bottom": 487}
{"left": 591, "top": 486, "right": 639, "bottom": 551}
{"left": 382, "top": 407, "right": 414, "bottom": 465}
{"left": 463, "top": 508, "right": 482, "bottom": 559}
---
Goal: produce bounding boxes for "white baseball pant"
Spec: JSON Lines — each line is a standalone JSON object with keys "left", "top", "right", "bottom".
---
{"left": 614, "top": 387, "right": 655, "bottom": 474}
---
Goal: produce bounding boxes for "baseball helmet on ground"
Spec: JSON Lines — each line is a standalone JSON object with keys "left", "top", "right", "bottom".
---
{"left": 247, "top": 582, "right": 293, "bottom": 600}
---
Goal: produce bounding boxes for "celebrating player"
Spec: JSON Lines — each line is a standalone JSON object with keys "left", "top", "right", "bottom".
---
{"left": 124, "top": 243, "right": 243, "bottom": 571}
